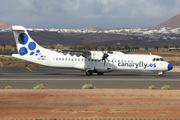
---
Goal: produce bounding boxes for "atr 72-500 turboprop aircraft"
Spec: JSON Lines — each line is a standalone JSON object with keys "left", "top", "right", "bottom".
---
{"left": 12, "top": 26, "right": 173, "bottom": 76}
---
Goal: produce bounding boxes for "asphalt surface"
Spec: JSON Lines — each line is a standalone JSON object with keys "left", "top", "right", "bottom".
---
{"left": 0, "top": 67, "right": 180, "bottom": 89}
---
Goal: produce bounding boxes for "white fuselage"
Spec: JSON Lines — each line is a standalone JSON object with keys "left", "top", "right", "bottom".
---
{"left": 12, "top": 51, "right": 170, "bottom": 73}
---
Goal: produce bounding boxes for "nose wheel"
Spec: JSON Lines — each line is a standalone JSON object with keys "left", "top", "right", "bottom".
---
{"left": 158, "top": 72, "right": 164, "bottom": 77}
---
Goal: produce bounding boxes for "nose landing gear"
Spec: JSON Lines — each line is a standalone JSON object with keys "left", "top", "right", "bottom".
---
{"left": 158, "top": 71, "right": 164, "bottom": 77}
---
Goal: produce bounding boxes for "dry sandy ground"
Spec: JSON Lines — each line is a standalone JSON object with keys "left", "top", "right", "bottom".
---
{"left": 0, "top": 89, "right": 180, "bottom": 119}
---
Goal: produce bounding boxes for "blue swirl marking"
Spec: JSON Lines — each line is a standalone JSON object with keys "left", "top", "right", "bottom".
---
{"left": 35, "top": 54, "right": 38, "bottom": 56}
{"left": 41, "top": 55, "right": 43, "bottom": 58}
{"left": 19, "top": 47, "right": 28, "bottom": 56}
{"left": 148, "top": 63, "right": 156, "bottom": 68}
{"left": 36, "top": 49, "right": 40, "bottom": 53}
{"left": 28, "top": 42, "right": 36, "bottom": 50}
{"left": 30, "top": 52, "right": 35, "bottom": 55}
{"left": 18, "top": 33, "right": 28, "bottom": 45}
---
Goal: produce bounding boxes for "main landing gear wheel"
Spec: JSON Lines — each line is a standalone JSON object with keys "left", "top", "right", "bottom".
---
{"left": 97, "top": 73, "right": 104, "bottom": 75}
{"left": 86, "top": 71, "right": 93, "bottom": 76}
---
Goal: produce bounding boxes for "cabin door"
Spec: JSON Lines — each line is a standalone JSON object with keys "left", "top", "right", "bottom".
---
{"left": 46, "top": 57, "right": 50, "bottom": 65}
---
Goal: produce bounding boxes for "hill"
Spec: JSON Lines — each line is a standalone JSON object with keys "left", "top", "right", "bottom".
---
{"left": 0, "top": 20, "right": 12, "bottom": 29}
{"left": 1, "top": 31, "right": 180, "bottom": 48}
{"left": 153, "top": 14, "right": 180, "bottom": 29}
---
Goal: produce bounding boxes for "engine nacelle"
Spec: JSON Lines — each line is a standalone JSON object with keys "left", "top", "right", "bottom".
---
{"left": 85, "top": 51, "right": 104, "bottom": 60}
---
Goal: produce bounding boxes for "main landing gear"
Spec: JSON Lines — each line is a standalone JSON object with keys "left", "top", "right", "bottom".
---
{"left": 86, "top": 70, "right": 93, "bottom": 75}
{"left": 85, "top": 70, "right": 104, "bottom": 76}
{"left": 158, "top": 71, "right": 164, "bottom": 77}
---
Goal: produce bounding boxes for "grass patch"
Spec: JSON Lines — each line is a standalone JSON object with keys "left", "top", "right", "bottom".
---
{"left": 5, "top": 86, "right": 12, "bottom": 89}
{"left": 82, "top": 84, "right": 96, "bottom": 89}
{"left": 149, "top": 85, "right": 155, "bottom": 89}
{"left": 161, "top": 85, "right": 171, "bottom": 90}
{"left": 34, "top": 84, "right": 48, "bottom": 89}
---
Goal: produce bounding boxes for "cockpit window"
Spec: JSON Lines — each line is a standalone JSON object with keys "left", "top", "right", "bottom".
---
{"left": 153, "top": 58, "right": 165, "bottom": 61}
{"left": 160, "top": 58, "right": 164, "bottom": 61}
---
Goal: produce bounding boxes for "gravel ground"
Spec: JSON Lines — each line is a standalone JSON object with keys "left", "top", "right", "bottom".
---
{"left": 0, "top": 89, "right": 180, "bottom": 119}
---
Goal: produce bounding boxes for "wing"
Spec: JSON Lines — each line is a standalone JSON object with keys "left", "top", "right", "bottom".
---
{"left": 61, "top": 50, "right": 109, "bottom": 60}
{"left": 61, "top": 50, "right": 91, "bottom": 57}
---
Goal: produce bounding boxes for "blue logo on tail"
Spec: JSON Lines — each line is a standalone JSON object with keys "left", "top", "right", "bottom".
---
{"left": 18, "top": 33, "right": 42, "bottom": 57}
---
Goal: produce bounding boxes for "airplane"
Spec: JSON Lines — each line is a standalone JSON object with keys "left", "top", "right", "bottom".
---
{"left": 12, "top": 26, "right": 173, "bottom": 77}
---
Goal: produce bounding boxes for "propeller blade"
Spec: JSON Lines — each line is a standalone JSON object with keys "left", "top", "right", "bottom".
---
{"left": 104, "top": 59, "right": 106, "bottom": 67}
{"left": 102, "top": 53, "right": 109, "bottom": 67}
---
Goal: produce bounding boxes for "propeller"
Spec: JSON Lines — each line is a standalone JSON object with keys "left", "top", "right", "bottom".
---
{"left": 102, "top": 49, "right": 109, "bottom": 67}
{"left": 101, "top": 43, "right": 109, "bottom": 67}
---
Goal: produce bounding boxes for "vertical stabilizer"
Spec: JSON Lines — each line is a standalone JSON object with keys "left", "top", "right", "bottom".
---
{"left": 12, "top": 26, "right": 50, "bottom": 57}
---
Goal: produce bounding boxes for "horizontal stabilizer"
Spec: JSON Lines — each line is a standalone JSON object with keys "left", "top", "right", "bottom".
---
{"left": 12, "top": 26, "right": 26, "bottom": 31}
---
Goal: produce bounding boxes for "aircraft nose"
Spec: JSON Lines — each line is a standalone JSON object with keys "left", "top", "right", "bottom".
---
{"left": 168, "top": 64, "right": 173, "bottom": 70}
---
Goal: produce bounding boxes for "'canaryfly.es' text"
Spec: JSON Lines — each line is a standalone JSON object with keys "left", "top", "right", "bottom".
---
{"left": 118, "top": 61, "right": 148, "bottom": 69}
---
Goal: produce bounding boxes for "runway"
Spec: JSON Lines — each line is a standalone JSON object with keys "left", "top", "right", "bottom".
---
{"left": 0, "top": 67, "right": 180, "bottom": 89}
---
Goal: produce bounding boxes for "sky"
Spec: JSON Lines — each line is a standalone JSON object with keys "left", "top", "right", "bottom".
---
{"left": 1, "top": 0, "right": 180, "bottom": 29}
